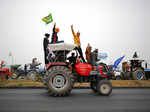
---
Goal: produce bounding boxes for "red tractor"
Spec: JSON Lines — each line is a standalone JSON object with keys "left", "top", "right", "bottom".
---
{"left": 0, "top": 60, "right": 22, "bottom": 80}
{"left": 45, "top": 43, "right": 112, "bottom": 96}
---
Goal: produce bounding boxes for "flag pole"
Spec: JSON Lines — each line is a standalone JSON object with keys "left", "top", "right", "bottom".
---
{"left": 12, "top": 55, "right": 14, "bottom": 65}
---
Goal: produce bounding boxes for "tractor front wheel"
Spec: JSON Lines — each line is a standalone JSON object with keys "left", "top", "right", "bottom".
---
{"left": 96, "top": 80, "right": 112, "bottom": 96}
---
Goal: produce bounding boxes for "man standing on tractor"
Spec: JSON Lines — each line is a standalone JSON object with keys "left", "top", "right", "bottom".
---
{"left": 43, "top": 33, "right": 50, "bottom": 65}
{"left": 51, "top": 23, "right": 59, "bottom": 43}
{"left": 71, "top": 25, "right": 86, "bottom": 62}
{"left": 51, "top": 23, "right": 64, "bottom": 44}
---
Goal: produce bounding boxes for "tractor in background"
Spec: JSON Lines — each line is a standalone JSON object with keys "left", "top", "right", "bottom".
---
{"left": 0, "top": 60, "right": 21, "bottom": 80}
{"left": 120, "top": 52, "right": 150, "bottom": 80}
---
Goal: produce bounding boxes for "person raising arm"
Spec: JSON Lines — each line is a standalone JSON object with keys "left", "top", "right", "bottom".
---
{"left": 71, "top": 25, "right": 85, "bottom": 62}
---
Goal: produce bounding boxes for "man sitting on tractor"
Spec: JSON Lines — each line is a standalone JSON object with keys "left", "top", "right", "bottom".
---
{"left": 67, "top": 52, "right": 77, "bottom": 72}
{"left": 85, "top": 43, "right": 92, "bottom": 64}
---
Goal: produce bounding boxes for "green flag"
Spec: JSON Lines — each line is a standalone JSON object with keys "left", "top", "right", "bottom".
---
{"left": 42, "top": 13, "right": 53, "bottom": 24}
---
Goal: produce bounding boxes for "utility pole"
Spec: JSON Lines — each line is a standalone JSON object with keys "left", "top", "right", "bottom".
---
{"left": 9, "top": 52, "right": 14, "bottom": 65}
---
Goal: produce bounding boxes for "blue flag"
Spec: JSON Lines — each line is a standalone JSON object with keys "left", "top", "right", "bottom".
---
{"left": 113, "top": 56, "right": 125, "bottom": 71}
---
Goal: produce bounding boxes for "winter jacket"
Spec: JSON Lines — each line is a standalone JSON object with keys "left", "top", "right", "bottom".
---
{"left": 51, "top": 25, "right": 58, "bottom": 43}
{"left": 71, "top": 27, "right": 81, "bottom": 46}
{"left": 43, "top": 37, "right": 49, "bottom": 50}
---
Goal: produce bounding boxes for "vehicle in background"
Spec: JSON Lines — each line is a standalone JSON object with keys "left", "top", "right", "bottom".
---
{"left": 12, "top": 63, "right": 46, "bottom": 81}
{"left": 107, "top": 65, "right": 122, "bottom": 80}
{"left": 0, "top": 61, "right": 21, "bottom": 80}
{"left": 45, "top": 43, "right": 112, "bottom": 96}
{"left": 117, "top": 52, "right": 150, "bottom": 80}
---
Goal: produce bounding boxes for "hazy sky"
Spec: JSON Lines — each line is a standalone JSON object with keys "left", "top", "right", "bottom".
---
{"left": 0, "top": 0, "right": 150, "bottom": 66}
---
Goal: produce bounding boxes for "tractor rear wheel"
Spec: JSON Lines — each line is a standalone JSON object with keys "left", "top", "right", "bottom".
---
{"left": 96, "top": 80, "right": 112, "bottom": 96}
{"left": 132, "top": 69, "right": 146, "bottom": 80}
{"left": 47, "top": 66, "right": 72, "bottom": 96}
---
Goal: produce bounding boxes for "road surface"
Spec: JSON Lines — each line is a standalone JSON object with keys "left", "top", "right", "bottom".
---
{"left": 0, "top": 88, "right": 150, "bottom": 112}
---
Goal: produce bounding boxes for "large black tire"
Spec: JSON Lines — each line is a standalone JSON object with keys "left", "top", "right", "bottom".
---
{"left": 96, "top": 80, "right": 112, "bottom": 96}
{"left": 47, "top": 66, "right": 72, "bottom": 96}
{"left": 132, "top": 69, "right": 146, "bottom": 80}
{"left": 90, "top": 82, "right": 97, "bottom": 92}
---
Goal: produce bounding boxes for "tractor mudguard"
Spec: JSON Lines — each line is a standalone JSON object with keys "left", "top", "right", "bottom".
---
{"left": 45, "top": 62, "right": 67, "bottom": 70}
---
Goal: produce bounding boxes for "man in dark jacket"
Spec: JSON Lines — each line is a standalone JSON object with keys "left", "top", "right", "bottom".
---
{"left": 51, "top": 23, "right": 59, "bottom": 43}
{"left": 43, "top": 33, "right": 50, "bottom": 64}
{"left": 67, "top": 53, "right": 77, "bottom": 65}
{"left": 67, "top": 53, "right": 77, "bottom": 72}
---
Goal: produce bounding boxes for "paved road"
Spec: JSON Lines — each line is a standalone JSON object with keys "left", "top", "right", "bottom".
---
{"left": 0, "top": 88, "right": 150, "bottom": 112}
